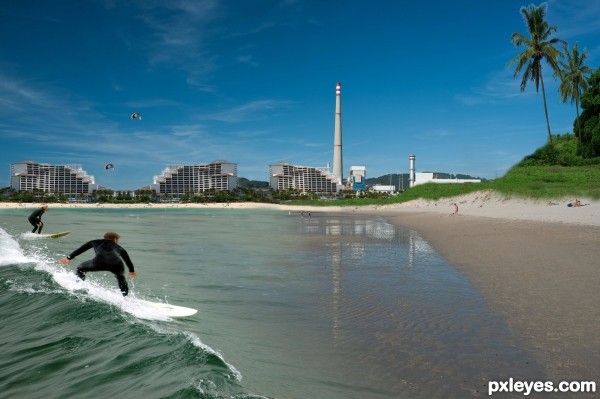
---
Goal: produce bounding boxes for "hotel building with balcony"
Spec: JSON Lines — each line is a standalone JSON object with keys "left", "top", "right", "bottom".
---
{"left": 269, "top": 162, "right": 342, "bottom": 193}
{"left": 10, "top": 161, "right": 98, "bottom": 195}
{"left": 150, "top": 161, "right": 238, "bottom": 195}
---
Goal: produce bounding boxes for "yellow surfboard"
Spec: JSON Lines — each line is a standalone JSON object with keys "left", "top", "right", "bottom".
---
{"left": 42, "top": 231, "right": 71, "bottom": 238}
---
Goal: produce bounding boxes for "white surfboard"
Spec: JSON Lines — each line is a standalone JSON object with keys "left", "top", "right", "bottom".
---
{"left": 136, "top": 299, "right": 198, "bottom": 318}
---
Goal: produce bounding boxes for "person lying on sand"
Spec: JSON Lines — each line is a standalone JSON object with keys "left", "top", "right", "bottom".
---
{"left": 567, "top": 199, "right": 589, "bottom": 207}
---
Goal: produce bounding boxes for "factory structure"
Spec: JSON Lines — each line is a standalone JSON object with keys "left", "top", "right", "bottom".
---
{"left": 332, "top": 82, "right": 343, "bottom": 182}
{"left": 408, "top": 154, "right": 481, "bottom": 187}
{"left": 347, "top": 166, "right": 366, "bottom": 191}
{"left": 8, "top": 83, "right": 480, "bottom": 198}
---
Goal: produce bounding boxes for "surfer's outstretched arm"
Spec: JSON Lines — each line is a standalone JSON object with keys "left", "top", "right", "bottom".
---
{"left": 59, "top": 241, "right": 94, "bottom": 265}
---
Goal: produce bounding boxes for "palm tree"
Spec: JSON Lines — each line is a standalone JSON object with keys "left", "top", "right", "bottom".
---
{"left": 558, "top": 42, "right": 591, "bottom": 143}
{"left": 508, "top": 3, "right": 566, "bottom": 145}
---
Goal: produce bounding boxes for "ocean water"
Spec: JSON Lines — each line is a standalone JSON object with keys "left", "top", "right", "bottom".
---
{"left": 0, "top": 207, "right": 546, "bottom": 399}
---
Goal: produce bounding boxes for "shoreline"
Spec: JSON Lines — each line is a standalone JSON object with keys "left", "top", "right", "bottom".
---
{"left": 3, "top": 191, "right": 599, "bottom": 381}
{"left": 2, "top": 189, "right": 598, "bottom": 226}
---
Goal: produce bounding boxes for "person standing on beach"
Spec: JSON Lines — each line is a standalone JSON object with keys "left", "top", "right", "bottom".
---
{"left": 451, "top": 203, "right": 458, "bottom": 216}
{"left": 28, "top": 205, "right": 48, "bottom": 233}
{"left": 59, "top": 232, "right": 138, "bottom": 296}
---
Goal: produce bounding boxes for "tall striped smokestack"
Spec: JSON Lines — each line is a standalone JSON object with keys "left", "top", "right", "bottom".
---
{"left": 409, "top": 154, "right": 416, "bottom": 188}
{"left": 333, "top": 82, "right": 343, "bottom": 182}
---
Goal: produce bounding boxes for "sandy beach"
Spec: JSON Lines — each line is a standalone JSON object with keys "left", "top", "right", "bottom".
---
{"left": 3, "top": 190, "right": 599, "bottom": 383}
{"left": 387, "top": 213, "right": 600, "bottom": 383}
{"left": 376, "top": 192, "right": 600, "bottom": 383}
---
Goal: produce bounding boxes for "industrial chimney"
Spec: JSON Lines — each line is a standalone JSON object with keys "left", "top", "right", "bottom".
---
{"left": 409, "top": 154, "right": 416, "bottom": 188}
{"left": 332, "top": 82, "right": 343, "bottom": 182}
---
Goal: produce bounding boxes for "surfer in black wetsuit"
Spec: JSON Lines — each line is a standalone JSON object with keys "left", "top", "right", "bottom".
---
{"left": 28, "top": 205, "right": 49, "bottom": 233}
{"left": 59, "top": 232, "right": 138, "bottom": 296}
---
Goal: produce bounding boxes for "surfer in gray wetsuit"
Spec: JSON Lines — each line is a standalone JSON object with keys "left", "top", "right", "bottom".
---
{"left": 59, "top": 232, "right": 138, "bottom": 296}
{"left": 28, "top": 205, "right": 48, "bottom": 233}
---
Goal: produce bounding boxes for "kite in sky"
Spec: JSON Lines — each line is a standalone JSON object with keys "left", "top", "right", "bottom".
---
{"left": 130, "top": 112, "right": 142, "bottom": 120}
{"left": 104, "top": 163, "right": 115, "bottom": 171}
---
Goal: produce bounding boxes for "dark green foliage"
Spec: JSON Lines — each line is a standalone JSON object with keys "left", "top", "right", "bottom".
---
{"left": 518, "top": 134, "right": 600, "bottom": 167}
{"left": 575, "top": 68, "right": 600, "bottom": 158}
{"left": 237, "top": 177, "right": 269, "bottom": 189}
{"left": 559, "top": 42, "right": 591, "bottom": 139}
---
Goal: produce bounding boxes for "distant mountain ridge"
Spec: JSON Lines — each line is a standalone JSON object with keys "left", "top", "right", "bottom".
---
{"left": 238, "top": 177, "right": 270, "bottom": 189}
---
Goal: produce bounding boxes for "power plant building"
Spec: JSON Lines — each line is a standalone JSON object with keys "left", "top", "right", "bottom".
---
{"left": 332, "top": 82, "right": 343, "bottom": 183}
{"left": 10, "top": 161, "right": 97, "bottom": 195}
{"left": 269, "top": 163, "right": 342, "bottom": 193}
{"left": 150, "top": 161, "right": 237, "bottom": 195}
{"left": 412, "top": 172, "right": 481, "bottom": 186}
{"left": 407, "top": 154, "right": 481, "bottom": 187}
{"left": 347, "top": 166, "right": 366, "bottom": 191}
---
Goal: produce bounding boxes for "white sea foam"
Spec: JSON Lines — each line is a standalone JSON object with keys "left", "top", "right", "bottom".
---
{"left": 0, "top": 227, "right": 33, "bottom": 266}
{"left": 48, "top": 265, "right": 172, "bottom": 321}
{"left": 20, "top": 232, "right": 46, "bottom": 240}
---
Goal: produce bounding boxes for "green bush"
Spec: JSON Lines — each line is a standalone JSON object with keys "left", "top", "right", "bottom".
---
{"left": 516, "top": 134, "right": 600, "bottom": 167}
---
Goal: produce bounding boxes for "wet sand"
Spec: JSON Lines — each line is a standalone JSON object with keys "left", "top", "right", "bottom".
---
{"left": 385, "top": 212, "right": 600, "bottom": 383}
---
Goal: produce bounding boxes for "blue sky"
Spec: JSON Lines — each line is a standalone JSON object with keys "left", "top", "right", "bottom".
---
{"left": 1, "top": 0, "right": 599, "bottom": 190}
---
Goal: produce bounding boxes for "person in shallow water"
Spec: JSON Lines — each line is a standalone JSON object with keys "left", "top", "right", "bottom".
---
{"left": 59, "top": 232, "right": 138, "bottom": 296}
{"left": 28, "top": 205, "right": 48, "bottom": 233}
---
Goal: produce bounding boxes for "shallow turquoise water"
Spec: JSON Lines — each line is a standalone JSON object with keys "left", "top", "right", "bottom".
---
{"left": 0, "top": 208, "right": 545, "bottom": 398}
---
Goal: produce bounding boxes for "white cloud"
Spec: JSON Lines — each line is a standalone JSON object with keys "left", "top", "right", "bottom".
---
{"left": 196, "top": 99, "right": 291, "bottom": 122}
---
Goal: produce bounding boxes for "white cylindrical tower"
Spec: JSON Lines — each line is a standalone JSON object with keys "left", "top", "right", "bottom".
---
{"left": 409, "top": 154, "right": 415, "bottom": 188}
{"left": 333, "top": 82, "right": 343, "bottom": 182}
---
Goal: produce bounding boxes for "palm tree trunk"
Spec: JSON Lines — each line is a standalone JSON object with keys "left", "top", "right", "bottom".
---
{"left": 575, "top": 97, "right": 582, "bottom": 144}
{"left": 540, "top": 75, "right": 554, "bottom": 145}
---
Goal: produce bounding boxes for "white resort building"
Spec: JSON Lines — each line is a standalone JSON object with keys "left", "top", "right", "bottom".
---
{"left": 10, "top": 161, "right": 97, "bottom": 195}
{"left": 269, "top": 163, "right": 343, "bottom": 193}
{"left": 150, "top": 161, "right": 238, "bottom": 195}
